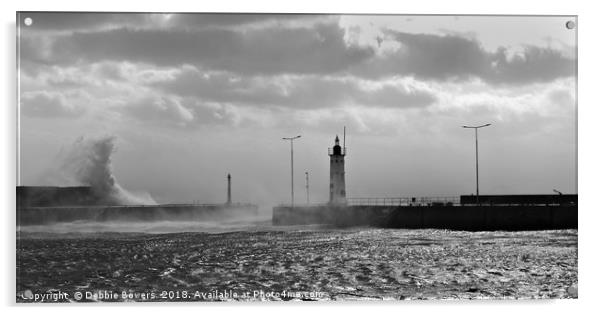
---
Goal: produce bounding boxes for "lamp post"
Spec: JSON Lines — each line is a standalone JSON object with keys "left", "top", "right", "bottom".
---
{"left": 282, "top": 135, "right": 301, "bottom": 207}
{"left": 462, "top": 124, "right": 491, "bottom": 204}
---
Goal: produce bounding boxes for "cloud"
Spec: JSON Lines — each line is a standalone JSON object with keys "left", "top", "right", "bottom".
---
{"left": 20, "top": 12, "right": 148, "bottom": 31}
{"left": 487, "top": 46, "right": 576, "bottom": 84}
{"left": 123, "top": 96, "right": 194, "bottom": 127}
{"left": 20, "top": 91, "right": 85, "bottom": 117}
{"left": 547, "top": 88, "right": 575, "bottom": 108}
{"left": 353, "top": 30, "right": 575, "bottom": 84}
{"left": 163, "top": 13, "right": 328, "bottom": 30}
{"left": 19, "top": 14, "right": 575, "bottom": 86}
{"left": 152, "top": 66, "right": 436, "bottom": 109}
{"left": 121, "top": 95, "right": 243, "bottom": 128}
{"left": 19, "top": 12, "right": 321, "bottom": 32}
{"left": 17, "top": 14, "right": 576, "bottom": 132}
{"left": 26, "top": 22, "right": 373, "bottom": 77}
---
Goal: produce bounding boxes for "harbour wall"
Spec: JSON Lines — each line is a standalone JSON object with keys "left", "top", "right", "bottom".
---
{"left": 17, "top": 186, "right": 99, "bottom": 207}
{"left": 272, "top": 205, "right": 577, "bottom": 231}
{"left": 18, "top": 204, "right": 258, "bottom": 225}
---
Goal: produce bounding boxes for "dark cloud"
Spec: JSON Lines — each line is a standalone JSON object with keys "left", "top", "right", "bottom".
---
{"left": 354, "top": 30, "right": 575, "bottom": 84}
{"left": 361, "top": 31, "right": 490, "bottom": 80}
{"left": 19, "top": 12, "right": 148, "bottom": 31}
{"left": 20, "top": 91, "right": 85, "bottom": 118}
{"left": 26, "top": 22, "right": 373, "bottom": 77}
{"left": 19, "top": 13, "right": 575, "bottom": 90}
{"left": 152, "top": 67, "right": 436, "bottom": 109}
{"left": 19, "top": 12, "right": 319, "bottom": 31}
{"left": 165, "top": 13, "right": 323, "bottom": 29}
{"left": 488, "top": 46, "right": 576, "bottom": 84}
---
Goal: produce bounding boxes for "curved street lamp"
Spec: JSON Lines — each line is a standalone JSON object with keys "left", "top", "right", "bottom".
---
{"left": 462, "top": 124, "right": 492, "bottom": 204}
{"left": 282, "top": 135, "right": 301, "bottom": 207}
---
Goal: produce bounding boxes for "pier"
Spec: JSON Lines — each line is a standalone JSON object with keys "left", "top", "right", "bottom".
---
{"left": 272, "top": 195, "right": 577, "bottom": 231}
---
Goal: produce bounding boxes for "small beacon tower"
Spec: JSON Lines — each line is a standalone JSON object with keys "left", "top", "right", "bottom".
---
{"left": 226, "top": 173, "right": 232, "bottom": 205}
{"left": 329, "top": 135, "right": 347, "bottom": 204}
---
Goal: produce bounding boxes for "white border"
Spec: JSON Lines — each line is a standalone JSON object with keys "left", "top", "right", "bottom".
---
{"left": 3, "top": 1, "right": 600, "bottom": 315}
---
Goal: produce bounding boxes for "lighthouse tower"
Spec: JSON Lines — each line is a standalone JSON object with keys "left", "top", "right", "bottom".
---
{"left": 329, "top": 135, "right": 346, "bottom": 204}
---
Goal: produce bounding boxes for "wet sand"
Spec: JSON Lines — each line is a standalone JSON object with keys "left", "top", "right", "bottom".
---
{"left": 16, "top": 228, "right": 578, "bottom": 302}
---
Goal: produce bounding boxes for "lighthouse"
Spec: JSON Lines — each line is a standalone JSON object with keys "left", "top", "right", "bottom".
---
{"left": 329, "top": 135, "right": 347, "bottom": 204}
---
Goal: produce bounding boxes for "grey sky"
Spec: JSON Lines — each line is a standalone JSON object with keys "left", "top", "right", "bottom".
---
{"left": 18, "top": 13, "right": 577, "bottom": 205}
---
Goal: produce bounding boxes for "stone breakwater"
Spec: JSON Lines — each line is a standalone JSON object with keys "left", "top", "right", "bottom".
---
{"left": 273, "top": 205, "right": 577, "bottom": 231}
{"left": 18, "top": 204, "right": 258, "bottom": 225}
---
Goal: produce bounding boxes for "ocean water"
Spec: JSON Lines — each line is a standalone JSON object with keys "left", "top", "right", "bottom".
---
{"left": 16, "top": 220, "right": 578, "bottom": 302}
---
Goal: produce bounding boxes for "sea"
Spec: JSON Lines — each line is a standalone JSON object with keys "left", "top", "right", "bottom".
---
{"left": 16, "top": 216, "right": 578, "bottom": 302}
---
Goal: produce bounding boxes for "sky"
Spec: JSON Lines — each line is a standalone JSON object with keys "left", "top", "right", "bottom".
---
{"left": 17, "top": 13, "right": 577, "bottom": 206}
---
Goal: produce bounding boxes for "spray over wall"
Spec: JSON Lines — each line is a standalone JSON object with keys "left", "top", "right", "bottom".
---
{"left": 41, "top": 135, "right": 156, "bottom": 205}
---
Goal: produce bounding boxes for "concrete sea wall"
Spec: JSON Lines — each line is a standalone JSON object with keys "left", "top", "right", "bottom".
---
{"left": 18, "top": 204, "right": 258, "bottom": 225}
{"left": 272, "top": 205, "right": 577, "bottom": 231}
{"left": 17, "top": 186, "right": 99, "bottom": 207}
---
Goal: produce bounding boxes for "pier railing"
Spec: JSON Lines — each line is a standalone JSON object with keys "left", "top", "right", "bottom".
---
{"left": 277, "top": 197, "right": 461, "bottom": 208}
{"left": 277, "top": 194, "right": 577, "bottom": 208}
{"left": 347, "top": 196, "right": 460, "bottom": 206}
